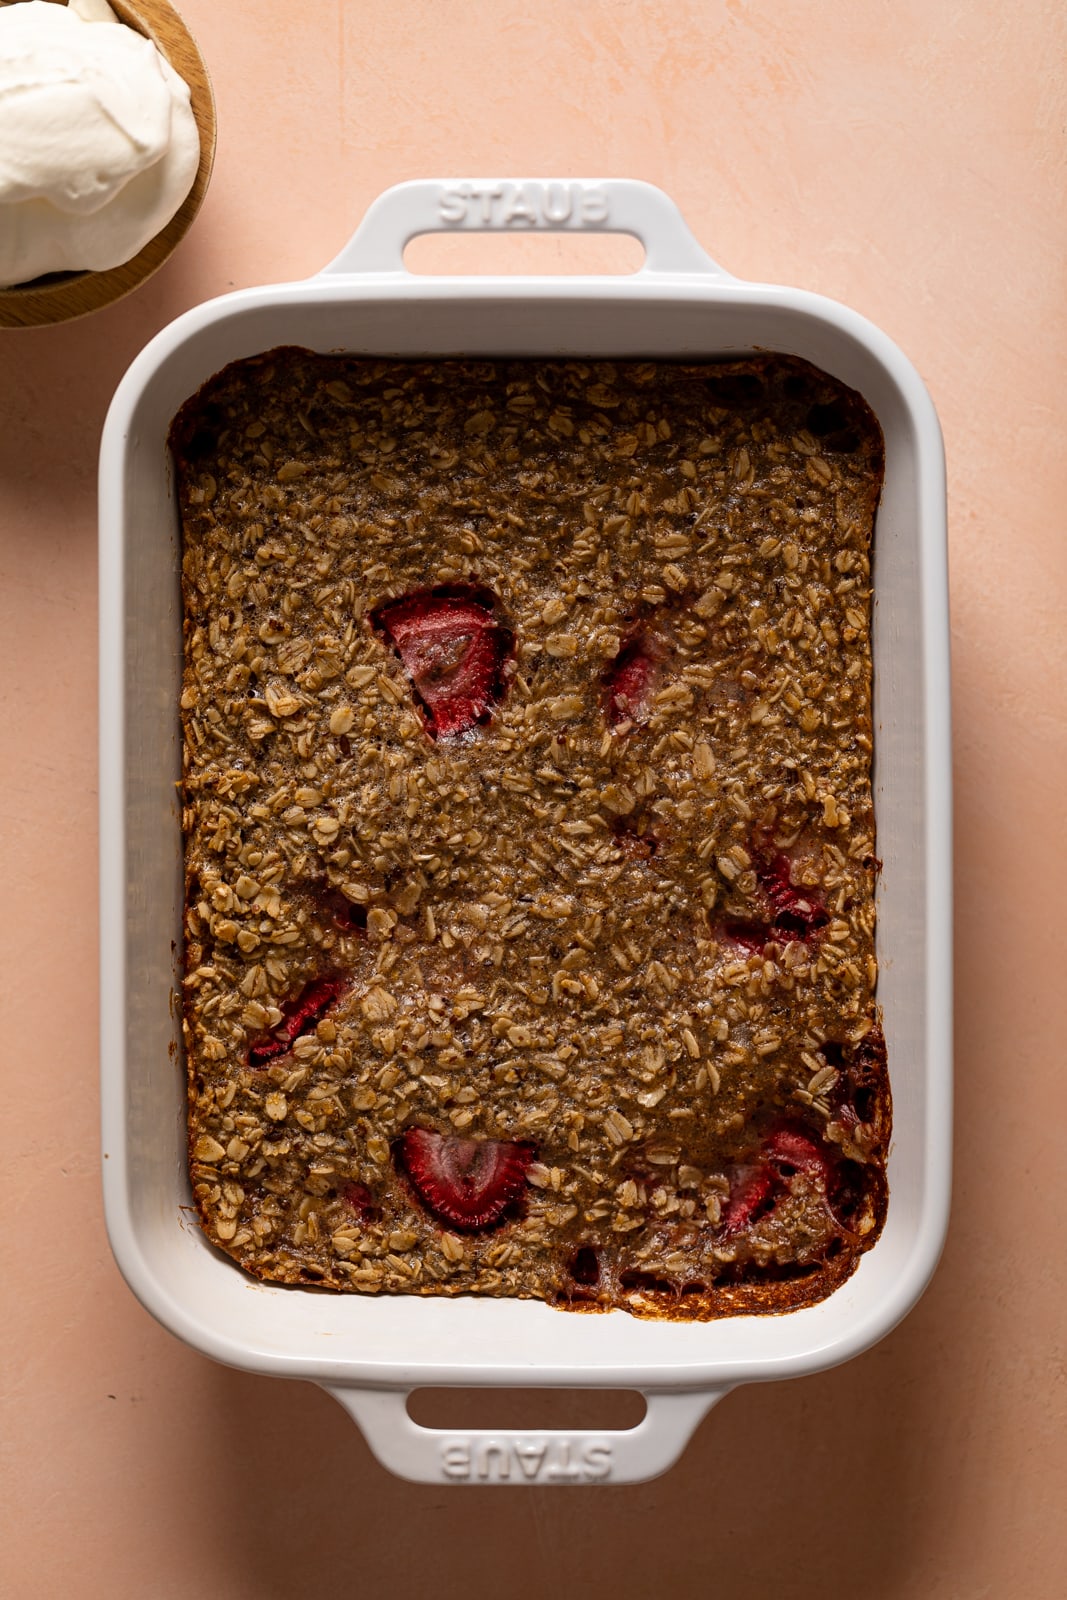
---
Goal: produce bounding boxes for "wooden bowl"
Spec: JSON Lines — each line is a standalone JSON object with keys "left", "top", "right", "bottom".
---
{"left": 0, "top": 0, "right": 216, "bottom": 328}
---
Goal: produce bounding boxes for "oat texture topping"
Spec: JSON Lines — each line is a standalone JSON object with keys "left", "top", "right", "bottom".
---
{"left": 172, "top": 351, "right": 889, "bottom": 1318}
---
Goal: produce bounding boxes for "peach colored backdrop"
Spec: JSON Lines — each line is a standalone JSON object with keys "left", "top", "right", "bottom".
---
{"left": 1, "top": 2, "right": 1063, "bottom": 1596}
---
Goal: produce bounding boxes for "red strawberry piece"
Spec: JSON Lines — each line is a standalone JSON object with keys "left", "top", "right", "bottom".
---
{"left": 721, "top": 1127, "right": 833, "bottom": 1234}
{"left": 395, "top": 1127, "right": 535, "bottom": 1231}
{"left": 720, "top": 916, "right": 773, "bottom": 952}
{"left": 719, "top": 852, "right": 829, "bottom": 951}
{"left": 760, "top": 852, "right": 829, "bottom": 940}
{"left": 247, "top": 977, "right": 345, "bottom": 1067}
{"left": 342, "top": 1181, "right": 378, "bottom": 1219}
{"left": 722, "top": 1164, "right": 780, "bottom": 1234}
{"left": 764, "top": 1127, "right": 831, "bottom": 1183}
{"left": 603, "top": 634, "right": 662, "bottom": 727}
{"left": 371, "top": 585, "right": 513, "bottom": 739}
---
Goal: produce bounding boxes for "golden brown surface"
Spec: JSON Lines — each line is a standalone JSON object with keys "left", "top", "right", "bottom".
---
{"left": 173, "top": 350, "right": 887, "bottom": 1317}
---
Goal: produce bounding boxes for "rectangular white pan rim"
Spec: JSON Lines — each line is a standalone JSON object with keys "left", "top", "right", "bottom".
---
{"left": 99, "top": 180, "right": 951, "bottom": 1483}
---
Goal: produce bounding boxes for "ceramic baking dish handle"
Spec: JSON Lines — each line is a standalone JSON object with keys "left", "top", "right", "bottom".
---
{"left": 323, "top": 1384, "right": 728, "bottom": 1485}
{"left": 321, "top": 178, "right": 734, "bottom": 279}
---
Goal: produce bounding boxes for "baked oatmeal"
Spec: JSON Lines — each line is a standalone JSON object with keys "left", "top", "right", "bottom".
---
{"left": 171, "top": 350, "right": 889, "bottom": 1319}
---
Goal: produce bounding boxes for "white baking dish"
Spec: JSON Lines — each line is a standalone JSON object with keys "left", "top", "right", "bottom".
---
{"left": 99, "top": 179, "right": 951, "bottom": 1485}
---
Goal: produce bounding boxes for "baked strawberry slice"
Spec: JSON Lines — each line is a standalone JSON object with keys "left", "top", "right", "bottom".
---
{"left": 721, "top": 1127, "right": 833, "bottom": 1234}
{"left": 395, "top": 1127, "right": 535, "bottom": 1231}
{"left": 371, "top": 585, "right": 513, "bottom": 738}
{"left": 764, "top": 1127, "right": 831, "bottom": 1183}
{"left": 721, "top": 1164, "right": 779, "bottom": 1234}
{"left": 342, "top": 1181, "right": 379, "bottom": 1220}
{"left": 720, "top": 916, "right": 773, "bottom": 952}
{"left": 761, "top": 852, "right": 829, "bottom": 940}
{"left": 247, "top": 977, "right": 346, "bottom": 1067}
{"left": 603, "top": 633, "right": 662, "bottom": 727}
{"left": 719, "top": 852, "right": 829, "bottom": 951}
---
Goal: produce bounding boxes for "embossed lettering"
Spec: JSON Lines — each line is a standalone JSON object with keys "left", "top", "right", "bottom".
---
{"left": 514, "top": 1441, "right": 548, "bottom": 1479}
{"left": 436, "top": 180, "right": 612, "bottom": 231}
{"left": 503, "top": 184, "right": 539, "bottom": 226}
{"left": 583, "top": 1443, "right": 613, "bottom": 1481}
{"left": 580, "top": 185, "right": 610, "bottom": 224}
{"left": 438, "top": 185, "right": 469, "bottom": 224}
{"left": 546, "top": 1441, "right": 582, "bottom": 1483}
{"left": 469, "top": 182, "right": 504, "bottom": 223}
{"left": 440, "top": 1435, "right": 616, "bottom": 1481}
{"left": 477, "top": 1442, "right": 512, "bottom": 1480}
{"left": 541, "top": 181, "right": 574, "bottom": 224}
{"left": 441, "top": 1441, "right": 471, "bottom": 1480}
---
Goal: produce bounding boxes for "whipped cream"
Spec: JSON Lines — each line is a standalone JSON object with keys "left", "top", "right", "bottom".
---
{"left": 0, "top": 0, "right": 200, "bottom": 287}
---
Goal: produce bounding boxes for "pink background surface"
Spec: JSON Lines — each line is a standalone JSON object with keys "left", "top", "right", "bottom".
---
{"left": 1, "top": 2, "right": 1064, "bottom": 1595}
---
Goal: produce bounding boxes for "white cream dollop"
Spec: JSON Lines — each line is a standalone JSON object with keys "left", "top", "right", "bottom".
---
{"left": 0, "top": 0, "right": 200, "bottom": 286}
